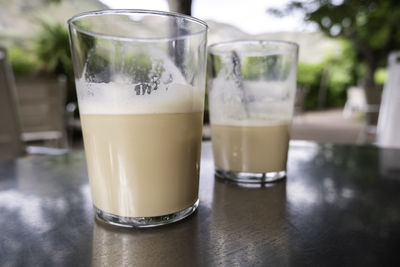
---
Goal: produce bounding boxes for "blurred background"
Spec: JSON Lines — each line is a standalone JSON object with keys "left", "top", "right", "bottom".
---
{"left": 1, "top": 0, "right": 399, "bottom": 160}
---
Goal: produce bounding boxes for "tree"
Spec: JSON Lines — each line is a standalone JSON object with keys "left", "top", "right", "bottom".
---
{"left": 167, "top": 0, "right": 192, "bottom": 15}
{"left": 270, "top": 0, "right": 400, "bottom": 107}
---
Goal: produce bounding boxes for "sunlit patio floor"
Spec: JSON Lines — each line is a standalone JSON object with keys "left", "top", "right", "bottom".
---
{"left": 291, "top": 109, "right": 375, "bottom": 145}
{"left": 202, "top": 109, "right": 375, "bottom": 145}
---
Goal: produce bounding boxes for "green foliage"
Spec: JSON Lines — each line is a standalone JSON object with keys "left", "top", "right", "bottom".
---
{"left": 123, "top": 49, "right": 153, "bottom": 81}
{"left": 297, "top": 62, "right": 323, "bottom": 110}
{"left": 374, "top": 68, "right": 387, "bottom": 85}
{"left": 207, "top": 41, "right": 356, "bottom": 111}
{"left": 325, "top": 40, "right": 357, "bottom": 107}
{"left": 297, "top": 62, "right": 323, "bottom": 85}
{"left": 36, "top": 21, "right": 72, "bottom": 78}
{"left": 297, "top": 40, "right": 358, "bottom": 110}
{"left": 35, "top": 21, "right": 75, "bottom": 103}
{"left": 242, "top": 55, "right": 291, "bottom": 81}
{"left": 269, "top": 0, "right": 400, "bottom": 103}
{"left": 70, "top": 26, "right": 96, "bottom": 79}
{"left": 8, "top": 47, "right": 40, "bottom": 75}
{"left": 278, "top": 0, "right": 400, "bottom": 57}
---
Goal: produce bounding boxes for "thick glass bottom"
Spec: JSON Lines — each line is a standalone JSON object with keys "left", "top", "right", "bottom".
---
{"left": 215, "top": 168, "right": 286, "bottom": 184}
{"left": 94, "top": 199, "right": 199, "bottom": 228}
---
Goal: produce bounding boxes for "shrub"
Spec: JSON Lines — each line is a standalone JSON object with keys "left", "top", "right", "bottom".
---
{"left": 297, "top": 62, "right": 324, "bottom": 110}
{"left": 8, "top": 47, "right": 40, "bottom": 75}
{"left": 297, "top": 40, "right": 359, "bottom": 110}
{"left": 35, "top": 21, "right": 75, "bottom": 104}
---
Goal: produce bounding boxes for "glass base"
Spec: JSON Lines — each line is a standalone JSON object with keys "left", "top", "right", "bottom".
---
{"left": 215, "top": 168, "right": 286, "bottom": 184}
{"left": 94, "top": 199, "right": 199, "bottom": 228}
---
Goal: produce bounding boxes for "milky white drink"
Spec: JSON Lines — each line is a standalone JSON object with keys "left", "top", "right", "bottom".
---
{"left": 211, "top": 121, "right": 289, "bottom": 173}
{"left": 209, "top": 79, "right": 294, "bottom": 175}
{"left": 78, "top": 82, "right": 204, "bottom": 218}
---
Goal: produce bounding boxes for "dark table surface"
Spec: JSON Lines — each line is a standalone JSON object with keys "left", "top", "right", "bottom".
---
{"left": 1, "top": 141, "right": 400, "bottom": 266}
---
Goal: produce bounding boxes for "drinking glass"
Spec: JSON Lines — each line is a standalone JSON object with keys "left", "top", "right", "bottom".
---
{"left": 208, "top": 40, "right": 298, "bottom": 183}
{"left": 68, "top": 10, "right": 207, "bottom": 227}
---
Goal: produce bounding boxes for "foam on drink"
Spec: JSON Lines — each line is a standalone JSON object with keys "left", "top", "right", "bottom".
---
{"left": 76, "top": 81, "right": 204, "bottom": 115}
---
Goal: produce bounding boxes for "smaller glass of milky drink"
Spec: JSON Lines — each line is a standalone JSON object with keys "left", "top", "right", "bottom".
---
{"left": 68, "top": 10, "right": 207, "bottom": 227}
{"left": 208, "top": 40, "right": 298, "bottom": 183}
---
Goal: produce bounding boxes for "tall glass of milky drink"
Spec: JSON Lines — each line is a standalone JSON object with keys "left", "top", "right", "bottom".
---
{"left": 68, "top": 10, "right": 208, "bottom": 227}
{"left": 208, "top": 40, "right": 298, "bottom": 183}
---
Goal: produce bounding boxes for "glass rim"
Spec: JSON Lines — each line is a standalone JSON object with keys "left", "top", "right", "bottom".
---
{"left": 67, "top": 9, "right": 208, "bottom": 42}
{"left": 208, "top": 39, "right": 299, "bottom": 55}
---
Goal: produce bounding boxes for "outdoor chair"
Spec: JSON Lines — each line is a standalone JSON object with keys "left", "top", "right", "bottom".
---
{"left": 15, "top": 75, "right": 68, "bottom": 148}
{"left": 0, "top": 47, "right": 68, "bottom": 161}
{"left": 0, "top": 47, "right": 25, "bottom": 161}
